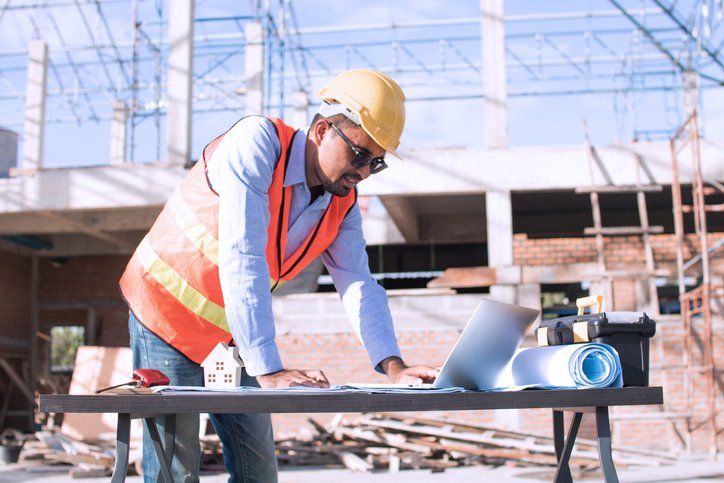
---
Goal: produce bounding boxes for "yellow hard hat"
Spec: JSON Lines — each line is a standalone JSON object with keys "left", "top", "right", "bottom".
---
{"left": 317, "top": 69, "right": 406, "bottom": 158}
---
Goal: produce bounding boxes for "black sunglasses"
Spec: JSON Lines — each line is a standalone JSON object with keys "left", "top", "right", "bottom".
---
{"left": 330, "top": 123, "right": 388, "bottom": 174}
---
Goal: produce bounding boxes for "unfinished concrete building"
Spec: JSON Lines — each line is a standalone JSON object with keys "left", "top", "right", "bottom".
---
{"left": 0, "top": 0, "right": 722, "bottom": 455}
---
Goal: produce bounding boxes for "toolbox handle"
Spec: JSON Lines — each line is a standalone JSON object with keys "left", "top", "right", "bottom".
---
{"left": 576, "top": 294, "right": 604, "bottom": 315}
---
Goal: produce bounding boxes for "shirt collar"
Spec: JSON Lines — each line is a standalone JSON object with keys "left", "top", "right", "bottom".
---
{"left": 283, "top": 128, "right": 309, "bottom": 188}
{"left": 283, "top": 126, "right": 332, "bottom": 209}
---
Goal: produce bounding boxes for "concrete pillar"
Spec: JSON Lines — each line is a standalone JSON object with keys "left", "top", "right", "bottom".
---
{"left": 518, "top": 283, "right": 542, "bottom": 324}
{"left": 110, "top": 101, "right": 127, "bottom": 165}
{"left": 480, "top": 0, "right": 507, "bottom": 149}
{"left": 22, "top": 40, "right": 48, "bottom": 171}
{"left": 290, "top": 90, "right": 309, "bottom": 128}
{"left": 486, "top": 189, "right": 515, "bottom": 304}
{"left": 244, "top": 22, "right": 265, "bottom": 116}
{"left": 167, "top": 0, "right": 194, "bottom": 166}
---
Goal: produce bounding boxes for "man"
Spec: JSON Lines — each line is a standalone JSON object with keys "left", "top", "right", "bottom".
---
{"left": 120, "top": 69, "right": 438, "bottom": 482}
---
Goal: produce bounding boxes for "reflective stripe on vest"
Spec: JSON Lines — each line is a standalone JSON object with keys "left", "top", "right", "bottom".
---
{"left": 135, "top": 235, "right": 230, "bottom": 332}
{"left": 168, "top": 190, "right": 219, "bottom": 265}
{"left": 119, "top": 116, "right": 355, "bottom": 363}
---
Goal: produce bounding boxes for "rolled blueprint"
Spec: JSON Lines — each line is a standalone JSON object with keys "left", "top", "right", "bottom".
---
{"left": 495, "top": 343, "right": 623, "bottom": 390}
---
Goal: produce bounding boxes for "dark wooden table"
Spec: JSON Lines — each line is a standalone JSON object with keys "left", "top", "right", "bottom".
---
{"left": 39, "top": 386, "right": 663, "bottom": 483}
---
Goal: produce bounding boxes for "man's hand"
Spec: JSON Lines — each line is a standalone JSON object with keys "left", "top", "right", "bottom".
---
{"left": 257, "top": 369, "right": 330, "bottom": 389}
{"left": 379, "top": 356, "right": 439, "bottom": 385}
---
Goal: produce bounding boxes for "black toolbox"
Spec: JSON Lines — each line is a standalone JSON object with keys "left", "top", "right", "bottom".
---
{"left": 536, "top": 311, "right": 656, "bottom": 387}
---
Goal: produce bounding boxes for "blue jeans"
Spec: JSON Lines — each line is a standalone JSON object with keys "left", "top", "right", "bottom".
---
{"left": 129, "top": 312, "right": 278, "bottom": 482}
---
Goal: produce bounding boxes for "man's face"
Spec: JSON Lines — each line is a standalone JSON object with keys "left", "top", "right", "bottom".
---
{"left": 313, "top": 120, "right": 386, "bottom": 197}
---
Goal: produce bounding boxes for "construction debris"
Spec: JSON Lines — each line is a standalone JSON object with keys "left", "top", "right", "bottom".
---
{"left": 7, "top": 412, "right": 679, "bottom": 477}
{"left": 10, "top": 429, "right": 129, "bottom": 479}
{"left": 274, "top": 413, "right": 678, "bottom": 473}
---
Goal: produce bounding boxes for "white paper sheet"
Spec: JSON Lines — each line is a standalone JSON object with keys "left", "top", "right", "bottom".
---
{"left": 495, "top": 342, "right": 623, "bottom": 390}
{"left": 151, "top": 384, "right": 465, "bottom": 395}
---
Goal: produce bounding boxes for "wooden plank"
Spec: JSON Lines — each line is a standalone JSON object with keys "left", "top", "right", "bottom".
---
{"left": 46, "top": 453, "right": 114, "bottom": 467}
{"left": 334, "top": 427, "right": 433, "bottom": 455}
{"left": 427, "top": 267, "right": 497, "bottom": 288}
{"left": 39, "top": 387, "right": 664, "bottom": 415}
{"left": 427, "top": 266, "right": 521, "bottom": 288}
{"left": 430, "top": 263, "right": 612, "bottom": 288}
{"left": 416, "top": 437, "right": 596, "bottom": 467}
{"left": 575, "top": 185, "right": 663, "bottom": 193}
{"left": 336, "top": 451, "right": 372, "bottom": 472}
{"left": 374, "top": 413, "right": 678, "bottom": 461}
{"left": 584, "top": 226, "right": 664, "bottom": 236}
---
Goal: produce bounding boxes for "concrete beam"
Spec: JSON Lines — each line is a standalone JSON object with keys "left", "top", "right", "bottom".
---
{"left": 35, "top": 211, "right": 136, "bottom": 251}
{"left": 31, "top": 231, "right": 144, "bottom": 257}
{"left": 244, "top": 22, "right": 264, "bottom": 116}
{"left": 363, "top": 140, "right": 724, "bottom": 196}
{"left": 110, "top": 101, "right": 128, "bottom": 165}
{"left": 0, "top": 207, "right": 161, "bottom": 235}
{"left": 379, "top": 196, "right": 419, "bottom": 242}
{"left": 481, "top": 0, "right": 507, "bottom": 149}
{"left": 21, "top": 40, "right": 48, "bottom": 171}
{"left": 0, "top": 164, "right": 185, "bottom": 213}
{"left": 1, "top": 141, "right": 722, "bottom": 214}
{"left": 418, "top": 214, "right": 485, "bottom": 242}
{"left": 167, "top": 0, "right": 194, "bottom": 166}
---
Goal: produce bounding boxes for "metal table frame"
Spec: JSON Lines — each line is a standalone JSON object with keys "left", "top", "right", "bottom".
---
{"left": 39, "top": 386, "right": 663, "bottom": 483}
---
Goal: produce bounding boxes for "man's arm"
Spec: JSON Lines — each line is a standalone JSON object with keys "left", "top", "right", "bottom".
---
{"left": 207, "top": 117, "right": 328, "bottom": 387}
{"left": 321, "top": 202, "right": 439, "bottom": 383}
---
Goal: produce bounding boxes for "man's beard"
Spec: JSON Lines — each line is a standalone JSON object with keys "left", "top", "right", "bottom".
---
{"left": 322, "top": 180, "right": 351, "bottom": 197}
{"left": 323, "top": 173, "right": 359, "bottom": 197}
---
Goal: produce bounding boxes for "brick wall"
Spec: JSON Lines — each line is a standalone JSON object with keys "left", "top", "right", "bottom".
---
{"left": 38, "top": 256, "right": 130, "bottom": 347}
{"left": 0, "top": 251, "right": 32, "bottom": 430}
{"left": 0, "top": 251, "right": 31, "bottom": 341}
{"left": 513, "top": 233, "right": 721, "bottom": 268}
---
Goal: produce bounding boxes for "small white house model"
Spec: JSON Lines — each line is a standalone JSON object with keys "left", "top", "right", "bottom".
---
{"left": 201, "top": 343, "right": 244, "bottom": 388}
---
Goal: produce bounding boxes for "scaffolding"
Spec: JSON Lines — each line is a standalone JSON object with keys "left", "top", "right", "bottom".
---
{"left": 670, "top": 109, "right": 723, "bottom": 456}
{"left": 0, "top": 1, "right": 723, "bottom": 164}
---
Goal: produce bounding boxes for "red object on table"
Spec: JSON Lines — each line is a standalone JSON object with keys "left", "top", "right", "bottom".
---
{"left": 95, "top": 369, "right": 170, "bottom": 394}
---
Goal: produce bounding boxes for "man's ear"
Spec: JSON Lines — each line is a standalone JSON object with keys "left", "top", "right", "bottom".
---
{"left": 312, "top": 119, "right": 330, "bottom": 145}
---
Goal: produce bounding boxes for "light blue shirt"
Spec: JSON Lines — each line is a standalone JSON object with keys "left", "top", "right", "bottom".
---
{"left": 206, "top": 116, "right": 401, "bottom": 376}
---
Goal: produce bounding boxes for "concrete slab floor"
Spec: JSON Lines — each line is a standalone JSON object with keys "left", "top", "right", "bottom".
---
{"left": 1, "top": 456, "right": 723, "bottom": 483}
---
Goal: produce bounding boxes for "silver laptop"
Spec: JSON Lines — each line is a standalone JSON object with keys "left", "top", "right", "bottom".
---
{"left": 432, "top": 299, "right": 539, "bottom": 390}
{"left": 347, "top": 299, "right": 539, "bottom": 391}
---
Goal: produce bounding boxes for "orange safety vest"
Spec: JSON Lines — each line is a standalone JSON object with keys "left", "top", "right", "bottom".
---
{"left": 119, "top": 117, "right": 357, "bottom": 363}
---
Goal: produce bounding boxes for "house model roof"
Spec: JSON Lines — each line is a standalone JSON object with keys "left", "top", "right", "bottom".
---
{"left": 201, "top": 342, "right": 244, "bottom": 368}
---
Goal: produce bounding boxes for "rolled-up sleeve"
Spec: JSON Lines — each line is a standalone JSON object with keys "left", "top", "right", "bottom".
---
{"left": 321, "top": 201, "right": 402, "bottom": 372}
{"left": 206, "top": 117, "right": 284, "bottom": 376}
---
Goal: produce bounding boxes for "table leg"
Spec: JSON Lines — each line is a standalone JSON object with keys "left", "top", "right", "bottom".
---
{"left": 144, "top": 417, "right": 173, "bottom": 483}
{"left": 553, "top": 411, "right": 582, "bottom": 483}
{"left": 595, "top": 406, "right": 619, "bottom": 483}
{"left": 164, "top": 414, "right": 176, "bottom": 470}
{"left": 111, "top": 413, "right": 131, "bottom": 483}
{"left": 553, "top": 410, "right": 573, "bottom": 483}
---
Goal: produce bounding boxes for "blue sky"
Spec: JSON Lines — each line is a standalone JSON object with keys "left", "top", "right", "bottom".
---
{"left": 0, "top": 0, "right": 722, "bottom": 167}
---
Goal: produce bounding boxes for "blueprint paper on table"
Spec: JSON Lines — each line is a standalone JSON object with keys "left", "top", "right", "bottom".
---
{"left": 495, "top": 342, "right": 623, "bottom": 390}
{"left": 151, "top": 385, "right": 465, "bottom": 394}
